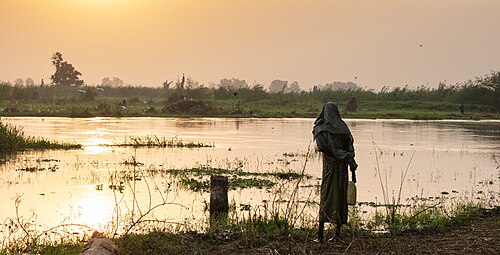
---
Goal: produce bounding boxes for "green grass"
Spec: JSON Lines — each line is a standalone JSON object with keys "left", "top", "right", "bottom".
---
{"left": 110, "top": 135, "right": 214, "bottom": 148}
{"left": 180, "top": 176, "right": 276, "bottom": 192}
{"left": 160, "top": 166, "right": 310, "bottom": 192}
{"left": 1, "top": 76, "right": 499, "bottom": 120}
{"left": 165, "top": 166, "right": 309, "bottom": 192}
{"left": 162, "top": 166, "right": 311, "bottom": 179}
{"left": 0, "top": 121, "right": 81, "bottom": 153}
{"left": 1, "top": 99, "right": 497, "bottom": 119}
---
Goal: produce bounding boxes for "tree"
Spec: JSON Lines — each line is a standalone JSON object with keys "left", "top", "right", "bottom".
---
{"left": 13, "top": 78, "right": 24, "bottom": 86}
{"left": 101, "top": 77, "right": 124, "bottom": 87}
{"left": 322, "top": 81, "right": 359, "bottom": 91}
{"left": 51, "top": 52, "right": 84, "bottom": 86}
{"left": 219, "top": 78, "right": 248, "bottom": 89}
{"left": 269, "top": 79, "right": 288, "bottom": 93}
{"left": 25, "top": 78, "right": 34, "bottom": 86}
{"left": 287, "top": 81, "right": 300, "bottom": 93}
{"left": 476, "top": 71, "right": 500, "bottom": 110}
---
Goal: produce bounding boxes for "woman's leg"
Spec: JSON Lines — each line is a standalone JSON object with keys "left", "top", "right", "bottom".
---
{"left": 335, "top": 220, "right": 341, "bottom": 237}
{"left": 315, "top": 221, "right": 325, "bottom": 242}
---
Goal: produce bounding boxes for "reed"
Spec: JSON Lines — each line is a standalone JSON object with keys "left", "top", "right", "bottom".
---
{"left": 0, "top": 121, "right": 81, "bottom": 153}
{"left": 110, "top": 135, "right": 214, "bottom": 148}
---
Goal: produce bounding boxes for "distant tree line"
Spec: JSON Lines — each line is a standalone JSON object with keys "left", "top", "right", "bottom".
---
{"left": 0, "top": 51, "right": 498, "bottom": 111}
{"left": 0, "top": 70, "right": 498, "bottom": 112}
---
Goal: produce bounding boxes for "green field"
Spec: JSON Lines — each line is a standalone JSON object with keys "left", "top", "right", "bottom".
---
{"left": 0, "top": 71, "right": 499, "bottom": 120}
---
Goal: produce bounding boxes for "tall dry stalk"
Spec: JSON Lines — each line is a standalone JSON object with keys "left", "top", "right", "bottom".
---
{"left": 372, "top": 137, "right": 415, "bottom": 225}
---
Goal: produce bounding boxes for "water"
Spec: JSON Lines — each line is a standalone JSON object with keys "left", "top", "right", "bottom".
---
{"left": 1, "top": 117, "right": 499, "bottom": 236}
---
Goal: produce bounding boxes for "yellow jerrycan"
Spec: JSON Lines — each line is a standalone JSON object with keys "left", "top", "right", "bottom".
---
{"left": 347, "top": 181, "right": 357, "bottom": 205}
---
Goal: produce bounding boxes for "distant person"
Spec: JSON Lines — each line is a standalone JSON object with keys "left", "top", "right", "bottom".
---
{"left": 313, "top": 102, "right": 358, "bottom": 242}
{"left": 460, "top": 103, "right": 465, "bottom": 114}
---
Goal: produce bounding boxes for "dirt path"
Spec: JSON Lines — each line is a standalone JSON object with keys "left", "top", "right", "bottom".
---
{"left": 116, "top": 208, "right": 499, "bottom": 255}
{"left": 226, "top": 208, "right": 500, "bottom": 255}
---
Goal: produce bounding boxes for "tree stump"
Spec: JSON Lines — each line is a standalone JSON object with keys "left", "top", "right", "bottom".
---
{"left": 210, "top": 175, "right": 229, "bottom": 228}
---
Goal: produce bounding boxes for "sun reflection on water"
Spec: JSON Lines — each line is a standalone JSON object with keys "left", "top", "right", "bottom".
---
{"left": 72, "top": 189, "right": 115, "bottom": 229}
{"left": 84, "top": 137, "right": 113, "bottom": 154}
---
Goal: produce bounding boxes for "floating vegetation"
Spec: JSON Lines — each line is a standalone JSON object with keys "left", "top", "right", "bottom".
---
{"left": 163, "top": 166, "right": 311, "bottom": 180}
{"left": 109, "top": 135, "right": 214, "bottom": 148}
{"left": 180, "top": 178, "right": 210, "bottom": 192}
{"left": 16, "top": 166, "right": 45, "bottom": 172}
{"left": 109, "top": 182, "right": 125, "bottom": 192}
{"left": 16, "top": 165, "right": 58, "bottom": 172}
{"left": 0, "top": 121, "right": 81, "bottom": 153}
{"left": 167, "top": 166, "right": 303, "bottom": 192}
{"left": 121, "top": 156, "right": 144, "bottom": 166}
{"left": 283, "top": 151, "right": 308, "bottom": 157}
{"left": 179, "top": 176, "right": 275, "bottom": 192}
{"left": 36, "top": 158, "right": 60, "bottom": 163}
{"left": 230, "top": 178, "right": 275, "bottom": 189}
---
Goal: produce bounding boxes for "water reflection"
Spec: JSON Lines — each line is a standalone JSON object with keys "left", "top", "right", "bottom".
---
{"left": 84, "top": 137, "right": 113, "bottom": 154}
{"left": 0, "top": 117, "right": 498, "bottom": 237}
{"left": 71, "top": 187, "right": 115, "bottom": 228}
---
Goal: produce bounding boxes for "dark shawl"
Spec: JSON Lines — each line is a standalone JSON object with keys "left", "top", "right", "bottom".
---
{"left": 313, "top": 102, "right": 350, "bottom": 137}
{"left": 313, "top": 102, "right": 353, "bottom": 159}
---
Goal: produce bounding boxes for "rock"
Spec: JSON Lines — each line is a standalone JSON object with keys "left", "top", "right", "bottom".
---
{"left": 80, "top": 231, "right": 119, "bottom": 255}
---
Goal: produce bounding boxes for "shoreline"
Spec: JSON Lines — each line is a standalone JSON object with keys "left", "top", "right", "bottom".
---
{"left": 2, "top": 112, "right": 499, "bottom": 121}
{"left": 2, "top": 207, "right": 497, "bottom": 254}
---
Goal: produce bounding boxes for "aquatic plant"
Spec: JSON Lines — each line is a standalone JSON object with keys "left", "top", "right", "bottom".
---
{"left": 179, "top": 176, "right": 275, "bottom": 192}
{"left": 0, "top": 121, "right": 81, "bottom": 153}
{"left": 110, "top": 135, "right": 214, "bottom": 148}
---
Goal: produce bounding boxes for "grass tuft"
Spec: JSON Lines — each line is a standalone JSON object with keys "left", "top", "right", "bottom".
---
{"left": 0, "top": 121, "right": 81, "bottom": 153}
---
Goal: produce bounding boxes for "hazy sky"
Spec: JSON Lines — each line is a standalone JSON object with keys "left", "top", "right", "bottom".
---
{"left": 1, "top": 0, "right": 499, "bottom": 90}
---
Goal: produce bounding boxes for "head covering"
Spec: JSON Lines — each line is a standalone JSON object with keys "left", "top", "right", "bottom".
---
{"left": 313, "top": 102, "right": 350, "bottom": 138}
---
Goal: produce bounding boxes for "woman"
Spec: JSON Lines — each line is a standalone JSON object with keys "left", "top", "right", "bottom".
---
{"left": 313, "top": 102, "right": 357, "bottom": 242}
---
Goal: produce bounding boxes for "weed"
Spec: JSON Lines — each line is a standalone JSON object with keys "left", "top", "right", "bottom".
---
{"left": 0, "top": 121, "right": 81, "bottom": 153}
{"left": 110, "top": 135, "right": 214, "bottom": 148}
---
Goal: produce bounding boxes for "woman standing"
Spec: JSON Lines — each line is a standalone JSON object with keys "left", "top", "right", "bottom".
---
{"left": 313, "top": 102, "right": 358, "bottom": 242}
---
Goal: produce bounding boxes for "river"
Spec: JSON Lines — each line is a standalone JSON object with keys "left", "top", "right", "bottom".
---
{"left": 0, "top": 117, "right": 499, "bottom": 236}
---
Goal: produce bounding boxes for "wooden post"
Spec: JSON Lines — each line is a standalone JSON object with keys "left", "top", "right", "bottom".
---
{"left": 210, "top": 175, "right": 228, "bottom": 228}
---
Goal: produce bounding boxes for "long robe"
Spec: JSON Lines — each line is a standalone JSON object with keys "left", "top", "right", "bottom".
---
{"left": 318, "top": 133, "right": 351, "bottom": 224}
{"left": 313, "top": 102, "right": 356, "bottom": 224}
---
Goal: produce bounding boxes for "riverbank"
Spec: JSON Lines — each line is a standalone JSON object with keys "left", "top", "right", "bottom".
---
{"left": 11, "top": 206, "right": 498, "bottom": 255}
{"left": 1, "top": 99, "right": 499, "bottom": 120}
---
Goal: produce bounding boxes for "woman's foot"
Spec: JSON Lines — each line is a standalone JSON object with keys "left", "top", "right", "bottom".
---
{"left": 327, "top": 234, "right": 345, "bottom": 243}
{"left": 312, "top": 237, "right": 323, "bottom": 243}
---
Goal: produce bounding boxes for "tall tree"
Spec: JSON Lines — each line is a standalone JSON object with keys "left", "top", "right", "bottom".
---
{"left": 25, "top": 77, "right": 34, "bottom": 86}
{"left": 13, "top": 78, "right": 24, "bottom": 86}
{"left": 269, "top": 79, "right": 287, "bottom": 93}
{"left": 51, "top": 52, "right": 84, "bottom": 86}
{"left": 101, "top": 77, "right": 124, "bottom": 87}
{"left": 219, "top": 78, "right": 248, "bottom": 89}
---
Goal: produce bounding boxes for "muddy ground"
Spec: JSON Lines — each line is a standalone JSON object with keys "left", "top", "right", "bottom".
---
{"left": 117, "top": 208, "right": 499, "bottom": 255}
